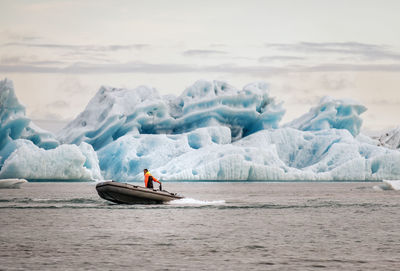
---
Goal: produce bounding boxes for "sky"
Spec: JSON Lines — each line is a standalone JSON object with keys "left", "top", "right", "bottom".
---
{"left": 1, "top": 0, "right": 400, "bottom": 133}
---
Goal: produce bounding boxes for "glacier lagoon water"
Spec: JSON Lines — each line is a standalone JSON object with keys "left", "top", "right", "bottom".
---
{"left": 1, "top": 182, "right": 400, "bottom": 270}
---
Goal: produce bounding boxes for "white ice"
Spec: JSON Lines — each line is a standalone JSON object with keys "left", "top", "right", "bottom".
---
{"left": 382, "top": 180, "right": 400, "bottom": 190}
{"left": 0, "top": 178, "right": 28, "bottom": 189}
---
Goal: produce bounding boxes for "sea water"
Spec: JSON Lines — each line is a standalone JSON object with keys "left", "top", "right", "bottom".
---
{"left": 1, "top": 182, "right": 400, "bottom": 270}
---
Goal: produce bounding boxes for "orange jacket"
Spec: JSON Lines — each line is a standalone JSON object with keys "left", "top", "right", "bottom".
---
{"left": 144, "top": 171, "right": 160, "bottom": 187}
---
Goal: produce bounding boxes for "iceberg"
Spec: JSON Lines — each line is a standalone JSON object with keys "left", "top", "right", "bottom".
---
{"left": 383, "top": 180, "right": 400, "bottom": 190}
{"left": 0, "top": 79, "right": 102, "bottom": 181}
{"left": 57, "top": 79, "right": 400, "bottom": 181}
{"left": 2, "top": 78, "right": 400, "bottom": 181}
{"left": 374, "top": 180, "right": 400, "bottom": 191}
{"left": 0, "top": 140, "right": 102, "bottom": 181}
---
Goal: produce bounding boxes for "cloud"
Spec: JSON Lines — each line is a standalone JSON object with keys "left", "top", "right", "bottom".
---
{"left": 2, "top": 42, "right": 149, "bottom": 51}
{"left": 267, "top": 42, "right": 380, "bottom": 53}
{"left": 0, "top": 61, "right": 284, "bottom": 75}
{"left": 285, "top": 94, "right": 321, "bottom": 105}
{"left": 1, "top": 60, "right": 400, "bottom": 75}
{"left": 319, "top": 74, "right": 353, "bottom": 91}
{"left": 0, "top": 55, "right": 68, "bottom": 66}
{"left": 0, "top": 56, "right": 23, "bottom": 64}
{"left": 367, "top": 99, "right": 400, "bottom": 106}
{"left": 183, "top": 49, "right": 228, "bottom": 57}
{"left": 266, "top": 42, "right": 400, "bottom": 61}
{"left": 0, "top": 30, "right": 42, "bottom": 42}
{"left": 258, "top": 56, "right": 305, "bottom": 63}
{"left": 305, "top": 63, "right": 400, "bottom": 72}
{"left": 209, "top": 43, "right": 227, "bottom": 48}
{"left": 46, "top": 100, "right": 70, "bottom": 109}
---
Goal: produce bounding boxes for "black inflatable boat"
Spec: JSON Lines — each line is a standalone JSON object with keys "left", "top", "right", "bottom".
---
{"left": 96, "top": 181, "right": 183, "bottom": 204}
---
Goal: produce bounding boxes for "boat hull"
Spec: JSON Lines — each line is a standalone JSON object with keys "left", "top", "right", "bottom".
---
{"left": 96, "top": 181, "right": 183, "bottom": 204}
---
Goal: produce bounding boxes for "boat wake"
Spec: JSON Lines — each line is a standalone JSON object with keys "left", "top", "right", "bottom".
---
{"left": 168, "top": 198, "right": 225, "bottom": 206}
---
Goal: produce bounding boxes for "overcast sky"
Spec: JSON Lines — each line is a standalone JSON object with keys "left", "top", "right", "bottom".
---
{"left": 1, "top": 0, "right": 400, "bottom": 133}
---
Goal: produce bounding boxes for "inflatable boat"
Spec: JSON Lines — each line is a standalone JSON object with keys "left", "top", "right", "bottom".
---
{"left": 96, "top": 181, "right": 183, "bottom": 204}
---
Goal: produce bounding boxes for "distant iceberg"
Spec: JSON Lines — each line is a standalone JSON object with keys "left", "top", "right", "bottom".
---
{"left": 0, "top": 178, "right": 27, "bottom": 189}
{"left": 374, "top": 180, "right": 400, "bottom": 191}
{"left": 383, "top": 180, "right": 400, "bottom": 190}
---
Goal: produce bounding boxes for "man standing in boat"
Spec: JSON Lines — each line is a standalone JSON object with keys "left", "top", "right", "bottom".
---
{"left": 144, "top": 169, "right": 162, "bottom": 189}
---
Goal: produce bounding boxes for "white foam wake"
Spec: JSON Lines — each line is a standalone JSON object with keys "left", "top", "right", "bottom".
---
{"left": 168, "top": 198, "right": 225, "bottom": 206}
